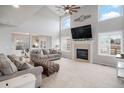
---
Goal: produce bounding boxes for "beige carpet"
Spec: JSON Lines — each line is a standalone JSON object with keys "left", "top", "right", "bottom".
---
{"left": 41, "top": 58, "right": 124, "bottom": 88}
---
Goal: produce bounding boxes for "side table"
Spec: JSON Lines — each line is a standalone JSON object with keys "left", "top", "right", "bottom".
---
{"left": 116, "top": 58, "right": 124, "bottom": 78}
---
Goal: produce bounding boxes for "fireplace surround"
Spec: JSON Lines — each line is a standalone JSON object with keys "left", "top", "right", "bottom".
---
{"left": 71, "top": 41, "right": 93, "bottom": 63}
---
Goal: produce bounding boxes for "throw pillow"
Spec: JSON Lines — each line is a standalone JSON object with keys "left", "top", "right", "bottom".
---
{"left": 42, "top": 49, "right": 48, "bottom": 55}
{"left": 52, "top": 49, "right": 58, "bottom": 54}
{"left": 31, "top": 49, "right": 42, "bottom": 56}
{"left": 20, "top": 63, "right": 34, "bottom": 70}
{"left": 40, "top": 49, "right": 44, "bottom": 56}
{"left": 7, "top": 54, "right": 19, "bottom": 63}
{"left": 49, "top": 49, "right": 53, "bottom": 54}
{"left": 47, "top": 49, "right": 50, "bottom": 54}
{"left": 0, "top": 53, "right": 17, "bottom": 75}
{"left": 7, "top": 55, "right": 24, "bottom": 70}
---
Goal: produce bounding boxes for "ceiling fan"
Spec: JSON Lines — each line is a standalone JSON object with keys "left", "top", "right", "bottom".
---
{"left": 56, "top": 5, "right": 80, "bottom": 15}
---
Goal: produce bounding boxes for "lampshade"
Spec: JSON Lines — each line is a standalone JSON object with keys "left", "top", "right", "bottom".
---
{"left": 116, "top": 54, "right": 121, "bottom": 58}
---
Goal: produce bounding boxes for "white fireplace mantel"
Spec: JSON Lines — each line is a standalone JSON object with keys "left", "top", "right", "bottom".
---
{"left": 71, "top": 40, "right": 94, "bottom": 44}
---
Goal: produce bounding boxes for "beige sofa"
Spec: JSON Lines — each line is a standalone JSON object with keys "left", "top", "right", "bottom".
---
{"left": 0, "top": 53, "right": 43, "bottom": 88}
{"left": 30, "top": 49, "right": 61, "bottom": 61}
{"left": 30, "top": 49, "right": 61, "bottom": 76}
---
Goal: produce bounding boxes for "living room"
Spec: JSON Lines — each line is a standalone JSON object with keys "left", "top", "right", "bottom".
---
{"left": 0, "top": 1, "right": 124, "bottom": 90}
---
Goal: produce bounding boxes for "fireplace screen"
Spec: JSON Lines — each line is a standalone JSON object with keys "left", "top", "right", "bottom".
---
{"left": 77, "top": 49, "right": 88, "bottom": 60}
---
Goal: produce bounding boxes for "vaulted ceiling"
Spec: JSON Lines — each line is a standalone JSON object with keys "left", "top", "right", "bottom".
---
{"left": 0, "top": 5, "right": 44, "bottom": 26}
{"left": 0, "top": 5, "right": 82, "bottom": 26}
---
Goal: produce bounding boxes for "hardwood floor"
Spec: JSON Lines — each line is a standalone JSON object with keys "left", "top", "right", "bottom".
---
{"left": 42, "top": 58, "right": 124, "bottom": 88}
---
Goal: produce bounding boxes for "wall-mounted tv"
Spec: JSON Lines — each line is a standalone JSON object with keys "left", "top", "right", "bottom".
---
{"left": 71, "top": 25, "right": 92, "bottom": 39}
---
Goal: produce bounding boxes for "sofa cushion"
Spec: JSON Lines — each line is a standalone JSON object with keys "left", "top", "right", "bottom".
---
{"left": 40, "top": 50, "right": 44, "bottom": 56}
{"left": 7, "top": 55, "right": 34, "bottom": 71}
{"left": 42, "top": 49, "right": 49, "bottom": 55}
{"left": 7, "top": 55, "right": 24, "bottom": 70}
{"left": 52, "top": 54, "right": 61, "bottom": 57}
{"left": 31, "top": 49, "right": 44, "bottom": 56}
{"left": 49, "top": 49, "right": 58, "bottom": 54}
{"left": 47, "top": 49, "right": 50, "bottom": 54}
{"left": 31, "top": 49, "right": 41, "bottom": 55}
{"left": 20, "top": 63, "right": 34, "bottom": 70}
{"left": 13, "top": 60, "right": 24, "bottom": 71}
{"left": 7, "top": 54, "right": 20, "bottom": 62}
{"left": 48, "top": 54, "right": 61, "bottom": 60}
{"left": 48, "top": 54, "right": 55, "bottom": 58}
{"left": 52, "top": 50, "right": 58, "bottom": 54}
{"left": 49, "top": 49, "right": 53, "bottom": 54}
{"left": 0, "top": 53, "right": 17, "bottom": 75}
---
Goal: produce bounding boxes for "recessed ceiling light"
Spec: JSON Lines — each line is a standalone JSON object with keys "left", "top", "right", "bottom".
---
{"left": 12, "top": 5, "right": 20, "bottom": 8}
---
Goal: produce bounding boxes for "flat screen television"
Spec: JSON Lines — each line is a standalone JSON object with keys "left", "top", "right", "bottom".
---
{"left": 71, "top": 25, "right": 92, "bottom": 39}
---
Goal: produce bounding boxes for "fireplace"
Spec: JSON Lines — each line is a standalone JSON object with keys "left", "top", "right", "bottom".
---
{"left": 77, "top": 49, "right": 88, "bottom": 60}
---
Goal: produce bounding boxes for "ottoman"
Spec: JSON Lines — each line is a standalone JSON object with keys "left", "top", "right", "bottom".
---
{"left": 34, "top": 60, "right": 59, "bottom": 76}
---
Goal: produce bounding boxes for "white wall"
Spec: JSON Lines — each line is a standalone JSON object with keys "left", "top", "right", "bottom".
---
{"left": 62, "top": 5, "right": 124, "bottom": 67}
{"left": 0, "top": 5, "right": 42, "bottom": 26}
{"left": 60, "top": 16, "right": 72, "bottom": 58}
{"left": 18, "top": 6, "right": 60, "bottom": 48}
{"left": 0, "top": 6, "right": 60, "bottom": 54}
{"left": 0, "top": 27, "right": 12, "bottom": 54}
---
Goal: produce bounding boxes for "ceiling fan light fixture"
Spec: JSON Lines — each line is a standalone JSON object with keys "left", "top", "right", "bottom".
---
{"left": 65, "top": 9, "right": 69, "bottom": 13}
{"left": 12, "top": 5, "right": 20, "bottom": 8}
{"left": 56, "top": 5, "right": 80, "bottom": 15}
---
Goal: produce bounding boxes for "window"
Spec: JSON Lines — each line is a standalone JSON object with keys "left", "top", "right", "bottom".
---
{"left": 61, "top": 37, "right": 71, "bottom": 52}
{"left": 12, "top": 33, "right": 30, "bottom": 50}
{"left": 99, "top": 5, "right": 123, "bottom": 21}
{"left": 62, "top": 16, "right": 70, "bottom": 29}
{"left": 98, "top": 31, "right": 123, "bottom": 56}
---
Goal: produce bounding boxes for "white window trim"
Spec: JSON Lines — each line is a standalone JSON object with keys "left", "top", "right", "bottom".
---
{"left": 62, "top": 16, "right": 70, "bottom": 30}
{"left": 98, "top": 31, "right": 123, "bottom": 57}
{"left": 98, "top": 5, "right": 123, "bottom": 22}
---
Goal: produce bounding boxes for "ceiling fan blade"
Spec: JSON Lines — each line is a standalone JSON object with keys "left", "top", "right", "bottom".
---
{"left": 67, "top": 5, "right": 70, "bottom": 7}
{"left": 62, "top": 5, "right": 66, "bottom": 8}
{"left": 55, "top": 6, "right": 64, "bottom": 9}
{"left": 71, "top": 10, "right": 78, "bottom": 12}
{"left": 56, "top": 5, "right": 80, "bottom": 15}
{"left": 71, "top": 6, "right": 80, "bottom": 9}
{"left": 71, "top": 5, "right": 76, "bottom": 7}
{"left": 69, "top": 11, "right": 73, "bottom": 15}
